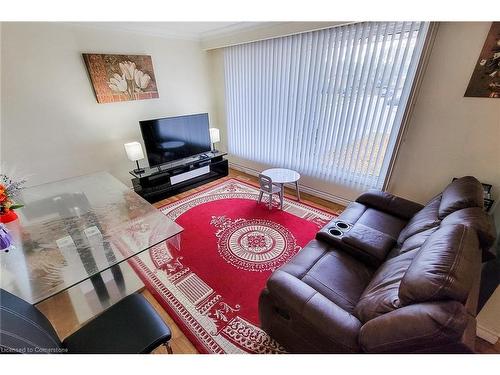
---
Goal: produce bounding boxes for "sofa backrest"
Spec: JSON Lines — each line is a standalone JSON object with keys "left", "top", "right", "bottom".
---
{"left": 439, "top": 176, "right": 484, "bottom": 219}
{"left": 354, "top": 176, "right": 492, "bottom": 324}
{"left": 397, "top": 195, "right": 441, "bottom": 246}
{"left": 398, "top": 224, "right": 480, "bottom": 306}
{"left": 354, "top": 249, "right": 415, "bottom": 322}
{"left": 397, "top": 176, "right": 484, "bottom": 246}
{"left": 354, "top": 222, "right": 483, "bottom": 323}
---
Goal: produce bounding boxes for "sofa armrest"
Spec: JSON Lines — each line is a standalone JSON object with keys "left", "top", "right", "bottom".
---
{"left": 356, "top": 190, "right": 423, "bottom": 220}
{"left": 342, "top": 223, "right": 395, "bottom": 266}
{"left": 316, "top": 221, "right": 394, "bottom": 268}
{"left": 359, "top": 301, "right": 472, "bottom": 353}
{"left": 267, "top": 270, "right": 362, "bottom": 352}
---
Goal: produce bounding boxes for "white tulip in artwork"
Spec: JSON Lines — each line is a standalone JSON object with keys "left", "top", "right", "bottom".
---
{"left": 108, "top": 73, "right": 128, "bottom": 92}
{"left": 134, "top": 69, "right": 152, "bottom": 90}
{"left": 119, "top": 61, "right": 136, "bottom": 80}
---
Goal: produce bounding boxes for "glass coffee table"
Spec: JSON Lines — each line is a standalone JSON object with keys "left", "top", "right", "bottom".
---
{"left": 0, "top": 172, "right": 183, "bottom": 305}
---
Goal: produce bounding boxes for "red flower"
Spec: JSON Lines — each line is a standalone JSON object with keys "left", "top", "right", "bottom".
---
{"left": 0, "top": 194, "right": 7, "bottom": 203}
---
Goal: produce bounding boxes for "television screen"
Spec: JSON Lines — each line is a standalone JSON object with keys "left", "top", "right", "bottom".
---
{"left": 140, "top": 113, "right": 211, "bottom": 167}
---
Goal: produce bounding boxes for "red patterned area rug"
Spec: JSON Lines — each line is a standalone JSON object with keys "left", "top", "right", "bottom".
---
{"left": 128, "top": 178, "right": 337, "bottom": 353}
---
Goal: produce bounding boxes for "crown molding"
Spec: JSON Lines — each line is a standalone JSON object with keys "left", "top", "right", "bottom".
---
{"left": 64, "top": 22, "right": 271, "bottom": 42}
{"left": 200, "top": 21, "right": 353, "bottom": 50}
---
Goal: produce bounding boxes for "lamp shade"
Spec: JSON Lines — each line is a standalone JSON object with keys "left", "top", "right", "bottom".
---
{"left": 124, "top": 142, "right": 144, "bottom": 162}
{"left": 209, "top": 128, "right": 220, "bottom": 143}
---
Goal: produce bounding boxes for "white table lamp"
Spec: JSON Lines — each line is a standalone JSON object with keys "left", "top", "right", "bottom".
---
{"left": 209, "top": 128, "right": 220, "bottom": 153}
{"left": 124, "top": 141, "right": 145, "bottom": 174}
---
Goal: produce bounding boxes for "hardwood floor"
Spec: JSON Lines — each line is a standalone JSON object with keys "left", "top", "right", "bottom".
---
{"left": 38, "top": 168, "right": 499, "bottom": 354}
{"left": 143, "top": 289, "right": 198, "bottom": 354}
{"left": 475, "top": 337, "right": 500, "bottom": 354}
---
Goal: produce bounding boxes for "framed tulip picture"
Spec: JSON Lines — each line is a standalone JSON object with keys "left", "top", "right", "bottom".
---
{"left": 82, "top": 53, "right": 159, "bottom": 103}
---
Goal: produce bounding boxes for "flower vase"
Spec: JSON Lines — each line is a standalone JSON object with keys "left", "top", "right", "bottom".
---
{"left": 0, "top": 210, "right": 18, "bottom": 224}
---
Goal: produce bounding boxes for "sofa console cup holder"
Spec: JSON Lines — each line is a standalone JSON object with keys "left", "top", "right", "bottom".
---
{"left": 328, "top": 228, "right": 344, "bottom": 237}
{"left": 335, "top": 221, "right": 351, "bottom": 230}
{"left": 327, "top": 221, "right": 352, "bottom": 238}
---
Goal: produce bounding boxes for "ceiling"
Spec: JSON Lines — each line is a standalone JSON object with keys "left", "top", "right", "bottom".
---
{"left": 76, "top": 22, "right": 267, "bottom": 41}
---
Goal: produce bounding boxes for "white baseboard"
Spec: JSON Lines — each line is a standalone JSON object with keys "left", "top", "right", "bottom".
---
{"left": 477, "top": 324, "right": 499, "bottom": 345}
{"left": 476, "top": 286, "right": 500, "bottom": 345}
{"left": 229, "top": 162, "right": 351, "bottom": 207}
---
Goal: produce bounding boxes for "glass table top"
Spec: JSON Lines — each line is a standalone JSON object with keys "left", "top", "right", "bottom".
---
{"left": 0, "top": 172, "right": 183, "bottom": 304}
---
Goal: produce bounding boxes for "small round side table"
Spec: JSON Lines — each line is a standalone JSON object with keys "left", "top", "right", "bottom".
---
{"left": 261, "top": 168, "right": 301, "bottom": 203}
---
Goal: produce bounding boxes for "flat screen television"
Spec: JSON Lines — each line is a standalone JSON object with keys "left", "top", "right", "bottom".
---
{"left": 140, "top": 113, "right": 211, "bottom": 167}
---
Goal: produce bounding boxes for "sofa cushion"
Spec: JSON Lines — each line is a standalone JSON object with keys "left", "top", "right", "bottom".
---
{"left": 397, "top": 195, "right": 441, "bottom": 244}
{"left": 398, "top": 227, "right": 438, "bottom": 255}
{"left": 399, "top": 224, "right": 480, "bottom": 306}
{"left": 438, "top": 176, "right": 484, "bottom": 219}
{"left": 354, "top": 249, "right": 418, "bottom": 323}
{"left": 279, "top": 240, "right": 374, "bottom": 314}
{"left": 357, "top": 208, "right": 407, "bottom": 240}
{"left": 279, "top": 239, "right": 331, "bottom": 279}
{"left": 301, "top": 249, "right": 373, "bottom": 313}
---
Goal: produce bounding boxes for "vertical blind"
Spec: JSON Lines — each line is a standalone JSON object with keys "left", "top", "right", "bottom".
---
{"left": 224, "top": 22, "right": 430, "bottom": 191}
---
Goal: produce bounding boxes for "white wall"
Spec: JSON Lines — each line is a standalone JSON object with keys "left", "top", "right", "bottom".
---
{"left": 388, "top": 22, "right": 500, "bottom": 203}
{"left": 209, "top": 22, "right": 500, "bottom": 204}
{"left": 1, "top": 22, "right": 214, "bottom": 186}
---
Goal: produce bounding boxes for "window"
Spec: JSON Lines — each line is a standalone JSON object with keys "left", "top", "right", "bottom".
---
{"left": 224, "top": 22, "right": 430, "bottom": 191}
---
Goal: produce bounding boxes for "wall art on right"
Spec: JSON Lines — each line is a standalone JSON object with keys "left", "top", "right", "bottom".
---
{"left": 465, "top": 22, "right": 500, "bottom": 98}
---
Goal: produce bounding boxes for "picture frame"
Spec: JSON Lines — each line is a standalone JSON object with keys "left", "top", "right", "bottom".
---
{"left": 83, "top": 53, "right": 159, "bottom": 103}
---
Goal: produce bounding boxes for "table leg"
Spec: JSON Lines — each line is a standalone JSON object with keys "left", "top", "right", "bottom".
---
{"left": 168, "top": 233, "right": 182, "bottom": 251}
{"left": 280, "top": 183, "right": 284, "bottom": 209}
{"left": 295, "top": 181, "right": 301, "bottom": 202}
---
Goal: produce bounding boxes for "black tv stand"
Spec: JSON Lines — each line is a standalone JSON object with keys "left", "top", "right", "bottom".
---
{"left": 130, "top": 151, "right": 228, "bottom": 203}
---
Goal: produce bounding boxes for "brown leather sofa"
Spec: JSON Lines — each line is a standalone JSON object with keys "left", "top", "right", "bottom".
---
{"left": 259, "top": 176, "right": 496, "bottom": 353}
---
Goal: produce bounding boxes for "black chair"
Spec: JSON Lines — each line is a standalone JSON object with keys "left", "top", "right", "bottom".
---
{"left": 0, "top": 289, "right": 172, "bottom": 354}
